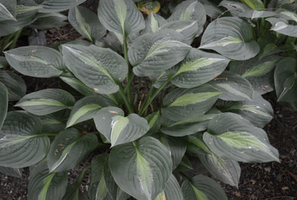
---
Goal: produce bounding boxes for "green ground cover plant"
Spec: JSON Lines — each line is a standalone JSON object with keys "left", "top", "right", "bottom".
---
{"left": 1, "top": 0, "right": 296, "bottom": 199}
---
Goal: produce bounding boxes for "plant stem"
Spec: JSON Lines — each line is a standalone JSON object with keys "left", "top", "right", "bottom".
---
{"left": 123, "top": 33, "right": 133, "bottom": 104}
{"left": 76, "top": 164, "right": 91, "bottom": 184}
{"left": 118, "top": 86, "right": 134, "bottom": 114}
{"left": 138, "top": 83, "right": 155, "bottom": 114}
{"left": 0, "top": 32, "right": 16, "bottom": 53}
{"left": 10, "top": 28, "right": 22, "bottom": 50}
{"left": 179, "top": 172, "right": 190, "bottom": 181}
{"left": 139, "top": 79, "right": 169, "bottom": 116}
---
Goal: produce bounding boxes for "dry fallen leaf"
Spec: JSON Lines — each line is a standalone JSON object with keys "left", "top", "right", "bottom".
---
{"left": 250, "top": 179, "right": 256, "bottom": 184}
{"left": 234, "top": 191, "right": 241, "bottom": 197}
{"left": 281, "top": 186, "right": 289, "bottom": 190}
{"left": 264, "top": 167, "right": 271, "bottom": 172}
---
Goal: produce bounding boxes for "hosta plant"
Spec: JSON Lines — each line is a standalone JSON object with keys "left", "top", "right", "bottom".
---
{"left": 219, "top": 0, "right": 297, "bottom": 110}
{"left": 0, "top": 0, "right": 85, "bottom": 55}
{"left": 0, "top": 0, "right": 280, "bottom": 199}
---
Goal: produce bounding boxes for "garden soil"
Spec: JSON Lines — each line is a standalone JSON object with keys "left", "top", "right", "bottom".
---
{"left": 1, "top": 1, "right": 297, "bottom": 199}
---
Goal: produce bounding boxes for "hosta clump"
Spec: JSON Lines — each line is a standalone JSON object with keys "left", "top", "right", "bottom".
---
{"left": 219, "top": 0, "right": 297, "bottom": 110}
{"left": 0, "top": 0, "right": 279, "bottom": 199}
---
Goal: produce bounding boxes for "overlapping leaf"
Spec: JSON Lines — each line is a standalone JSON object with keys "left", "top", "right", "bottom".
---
{"left": 16, "top": 89, "right": 75, "bottom": 116}
{"left": 39, "top": 0, "right": 86, "bottom": 13}
{"left": 47, "top": 128, "right": 98, "bottom": 172}
{"left": 200, "top": 17, "right": 260, "bottom": 60}
{"left": 162, "top": 84, "right": 221, "bottom": 121}
{"left": 266, "top": 17, "right": 297, "bottom": 37}
{"left": 161, "top": 108, "right": 220, "bottom": 137}
{"left": 0, "top": 111, "right": 50, "bottom": 168}
{"left": 168, "top": 0, "right": 206, "bottom": 36}
{"left": 28, "top": 160, "right": 68, "bottom": 200}
{"left": 109, "top": 136, "right": 172, "bottom": 200}
{"left": 0, "top": 166, "right": 22, "bottom": 178}
{"left": 89, "top": 154, "right": 110, "bottom": 200}
{"left": 155, "top": 174, "right": 184, "bottom": 200}
{"left": 94, "top": 107, "right": 149, "bottom": 147}
{"left": 69, "top": 6, "right": 106, "bottom": 42}
{"left": 219, "top": 1, "right": 275, "bottom": 19}
{"left": 0, "top": 56, "right": 8, "bottom": 69}
{"left": 128, "top": 29, "right": 191, "bottom": 77}
{"left": 143, "top": 12, "right": 167, "bottom": 33}
{"left": 0, "top": 82, "right": 8, "bottom": 130}
{"left": 274, "top": 57, "right": 297, "bottom": 102}
{"left": 0, "top": 0, "right": 16, "bottom": 21}
{"left": 98, "top": 0, "right": 145, "bottom": 36}
{"left": 29, "top": 12, "right": 67, "bottom": 30}
{"left": 0, "top": 68, "right": 26, "bottom": 101}
{"left": 167, "top": 48, "right": 229, "bottom": 88}
{"left": 5, "top": 46, "right": 64, "bottom": 77}
{"left": 181, "top": 175, "right": 228, "bottom": 200}
{"left": 209, "top": 71, "right": 254, "bottom": 101}
{"left": 103, "top": 160, "right": 130, "bottom": 200}
{"left": 203, "top": 113, "right": 279, "bottom": 162}
{"left": 187, "top": 135, "right": 211, "bottom": 155}
{"left": 67, "top": 95, "right": 116, "bottom": 128}
{"left": 0, "top": 4, "right": 40, "bottom": 36}
{"left": 40, "top": 110, "right": 69, "bottom": 133}
{"left": 229, "top": 55, "right": 280, "bottom": 94}
{"left": 159, "top": 136, "right": 187, "bottom": 170}
{"left": 217, "top": 92, "right": 273, "bottom": 128}
{"left": 198, "top": 152, "right": 241, "bottom": 187}
{"left": 62, "top": 166, "right": 89, "bottom": 200}
{"left": 62, "top": 44, "right": 128, "bottom": 94}
{"left": 160, "top": 20, "right": 199, "bottom": 44}
{"left": 60, "top": 76, "right": 95, "bottom": 96}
